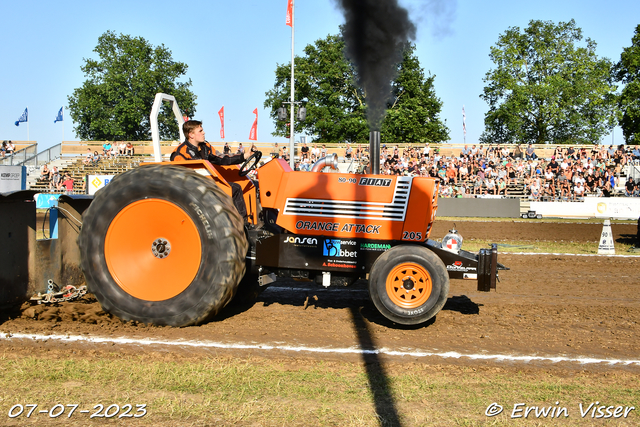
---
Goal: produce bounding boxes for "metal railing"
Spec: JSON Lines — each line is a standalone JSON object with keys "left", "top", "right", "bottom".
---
{"left": 0, "top": 143, "right": 61, "bottom": 169}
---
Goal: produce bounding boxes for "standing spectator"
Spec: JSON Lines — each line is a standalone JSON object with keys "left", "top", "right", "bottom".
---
{"left": 423, "top": 142, "right": 431, "bottom": 158}
{"left": 300, "top": 142, "right": 309, "bottom": 159}
{"left": 62, "top": 173, "right": 74, "bottom": 194}
{"left": 311, "top": 143, "right": 320, "bottom": 159}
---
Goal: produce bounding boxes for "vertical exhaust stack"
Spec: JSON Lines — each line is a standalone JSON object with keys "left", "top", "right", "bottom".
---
{"left": 369, "top": 131, "right": 380, "bottom": 175}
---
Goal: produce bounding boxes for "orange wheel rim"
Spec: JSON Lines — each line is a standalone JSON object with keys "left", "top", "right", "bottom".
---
{"left": 105, "top": 199, "right": 202, "bottom": 301}
{"left": 385, "top": 262, "right": 432, "bottom": 309}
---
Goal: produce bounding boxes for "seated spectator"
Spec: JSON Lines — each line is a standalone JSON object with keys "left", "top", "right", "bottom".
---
{"left": 50, "top": 167, "right": 61, "bottom": 190}
{"left": 237, "top": 143, "right": 245, "bottom": 156}
{"left": 485, "top": 177, "right": 496, "bottom": 195}
{"left": 446, "top": 163, "right": 458, "bottom": 184}
{"left": 472, "top": 174, "right": 483, "bottom": 195}
{"left": 118, "top": 141, "right": 127, "bottom": 155}
{"left": 125, "top": 142, "right": 135, "bottom": 156}
{"left": 525, "top": 143, "right": 537, "bottom": 160}
{"left": 83, "top": 148, "right": 93, "bottom": 165}
{"left": 0, "top": 141, "right": 6, "bottom": 157}
{"left": 40, "top": 164, "right": 52, "bottom": 182}
{"left": 5, "top": 140, "right": 15, "bottom": 156}
{"left": 92, "top": 151, "right": 101, "bottom": 163}
{"left": 513, "top": 144, "right": 523, "bottom": 160}
{"left": 497, "top": 178, "right": 507, "bottom": 195}
{"left": 573, "top": 181, "right": 585, "bottom": 200}
{"left": 102, "top": 141, "right": 112, "bottom": 157}
{"left": 625, "top": 179, "right": 636, "bottom": 197}
{"left": 632, "top": 147, "right": 640, "bottom": 161}
{"left": 558, "top": 174, "right": 571, "bottom": 200}
{"left": 530, "top": 180, "right": 541, "bottom": 200}
{"left": 345, "top": 143, "right": 353, "bottom": 161}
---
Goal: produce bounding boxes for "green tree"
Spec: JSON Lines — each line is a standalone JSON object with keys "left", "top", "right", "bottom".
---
{"left": 264, "top": 33, "right": 449, "bottom": 145}
{"left": 68, "top": 31, "right": 196, "bottom": 141}
{"left": 381, "top": 44, "right": 449, "bottom": 144}
{"left": 615, "top": 24, "right": 640, "bottom": 145}
{"left": 480, "top": 19, "right": 617, "bottom": 145}
{"left": 264, "top": 34, "right": 367, "bottom": 144}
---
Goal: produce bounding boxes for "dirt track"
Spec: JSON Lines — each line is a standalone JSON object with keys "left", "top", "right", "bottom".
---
{"left": 1, "top": 220, "right": 639, "bottom": 371}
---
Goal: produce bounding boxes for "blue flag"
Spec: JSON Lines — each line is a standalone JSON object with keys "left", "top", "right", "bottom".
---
{"left": 54, "top": 107, "right": 63, "bottom": 123}
{"left": 15, "top": 108, "right": 28, "bottom": 126}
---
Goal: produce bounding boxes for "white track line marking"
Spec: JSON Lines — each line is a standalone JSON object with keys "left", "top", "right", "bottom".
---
{"left": 508, "top": 252, "right": 640, "bottom": 257}
{"left": 1, "top": 332, "right": 638, "bottom": 367}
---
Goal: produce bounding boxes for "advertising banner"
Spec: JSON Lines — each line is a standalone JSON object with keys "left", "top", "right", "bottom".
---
{"left": 88, "top": 174, "right": 115, "bottom": 195}
{"left": 0, "top": 166, "right": 26, "bottom": 192}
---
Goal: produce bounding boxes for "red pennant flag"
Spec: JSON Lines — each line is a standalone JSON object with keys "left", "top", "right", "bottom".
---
{"left": 286, "top": 0, "right": 293, "bottom": 27}
{"left": 249, "top": 108, "right": 258, "bottom": 141}
{"left": 218, "top": 106, "right": 225, "bottom": 139}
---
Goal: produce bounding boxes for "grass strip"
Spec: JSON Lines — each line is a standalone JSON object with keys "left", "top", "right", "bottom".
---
{"left": 0, "top": 354, "right": 638, "bottom": 426}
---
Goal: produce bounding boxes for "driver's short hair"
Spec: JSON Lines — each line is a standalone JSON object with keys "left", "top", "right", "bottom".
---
{"left": 183, "top": 120, "right": 203, "bottom": 141}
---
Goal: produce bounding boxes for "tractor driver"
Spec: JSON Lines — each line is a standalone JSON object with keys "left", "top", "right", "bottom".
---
{"left": 171, "top": 120, "right": 248, "bottom": 219}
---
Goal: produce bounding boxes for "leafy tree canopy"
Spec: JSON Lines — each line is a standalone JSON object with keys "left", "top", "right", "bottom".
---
{"left": 264, "top": 33, "right": 449, "bottom": 145}
{"left": 615, "top": 24, "right": 640, "bottom": 145}
{"left": 68, "top": 31, "right": 196, "bottom": 141}
{"left": 480, "top": 19, "right": 617, "bottom": 145}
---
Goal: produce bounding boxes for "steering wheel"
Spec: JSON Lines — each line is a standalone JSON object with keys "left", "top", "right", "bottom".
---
{"left": 238, "top": 151, "right": 262, "bottom": 177}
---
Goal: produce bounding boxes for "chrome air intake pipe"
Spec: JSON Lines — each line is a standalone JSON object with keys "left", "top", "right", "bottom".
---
{"left": 311, "top": 153, "right": 339, "bottom": 172}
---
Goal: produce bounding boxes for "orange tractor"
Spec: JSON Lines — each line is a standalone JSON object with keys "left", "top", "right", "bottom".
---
{"left": 78, "top": 95, "right": 505, "bottom": 327}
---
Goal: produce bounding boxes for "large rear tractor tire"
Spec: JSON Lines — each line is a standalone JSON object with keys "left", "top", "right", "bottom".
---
{"left": 78, "top": 164, "right": 248, "bottom": 327}
{"left": 369, "top": 245, "right": 449, "bottom": 325}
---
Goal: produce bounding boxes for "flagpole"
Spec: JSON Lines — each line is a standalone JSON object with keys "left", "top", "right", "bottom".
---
{"left": 62, "top": 107, "right": 65, "bottom": 142}
{"left": 27, "top": 106, "right": 30, "bottom": 143}
{"left": 289, "top": 0, "right": 295, "bottom": 169}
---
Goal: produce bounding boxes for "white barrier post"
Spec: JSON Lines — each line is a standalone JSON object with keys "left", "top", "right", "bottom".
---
{"left": 597, "top": 219, "right": 615, "bottom": 255}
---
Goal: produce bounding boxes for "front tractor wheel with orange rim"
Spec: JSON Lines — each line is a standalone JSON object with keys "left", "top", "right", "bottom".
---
{"left": 78, "top": 164, "right": 248, "bottom": 327}
{"left": 369, "top": 245, "right": 449, "bottom": 325}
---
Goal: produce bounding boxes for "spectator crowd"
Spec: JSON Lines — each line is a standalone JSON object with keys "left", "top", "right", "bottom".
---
{"left": 288, "top": 142, "right": 640, "bottom": 200}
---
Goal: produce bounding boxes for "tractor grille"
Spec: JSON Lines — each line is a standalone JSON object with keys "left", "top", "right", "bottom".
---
{"left": 283, "top": 176, "right": 412, "bottom": 221}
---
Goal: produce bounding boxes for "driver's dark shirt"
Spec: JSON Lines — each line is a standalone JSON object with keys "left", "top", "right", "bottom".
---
{"left": 171, "top": 140, "right": 244, "bottom": 165}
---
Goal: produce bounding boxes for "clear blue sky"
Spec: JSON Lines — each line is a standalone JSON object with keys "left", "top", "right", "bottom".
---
{"left": 1, "top": 0, "right": 638, "bottom": 151}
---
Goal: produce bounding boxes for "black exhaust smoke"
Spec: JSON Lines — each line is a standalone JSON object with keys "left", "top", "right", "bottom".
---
{"left": 335, "top": 0, "right": 416, "bottom": 131}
